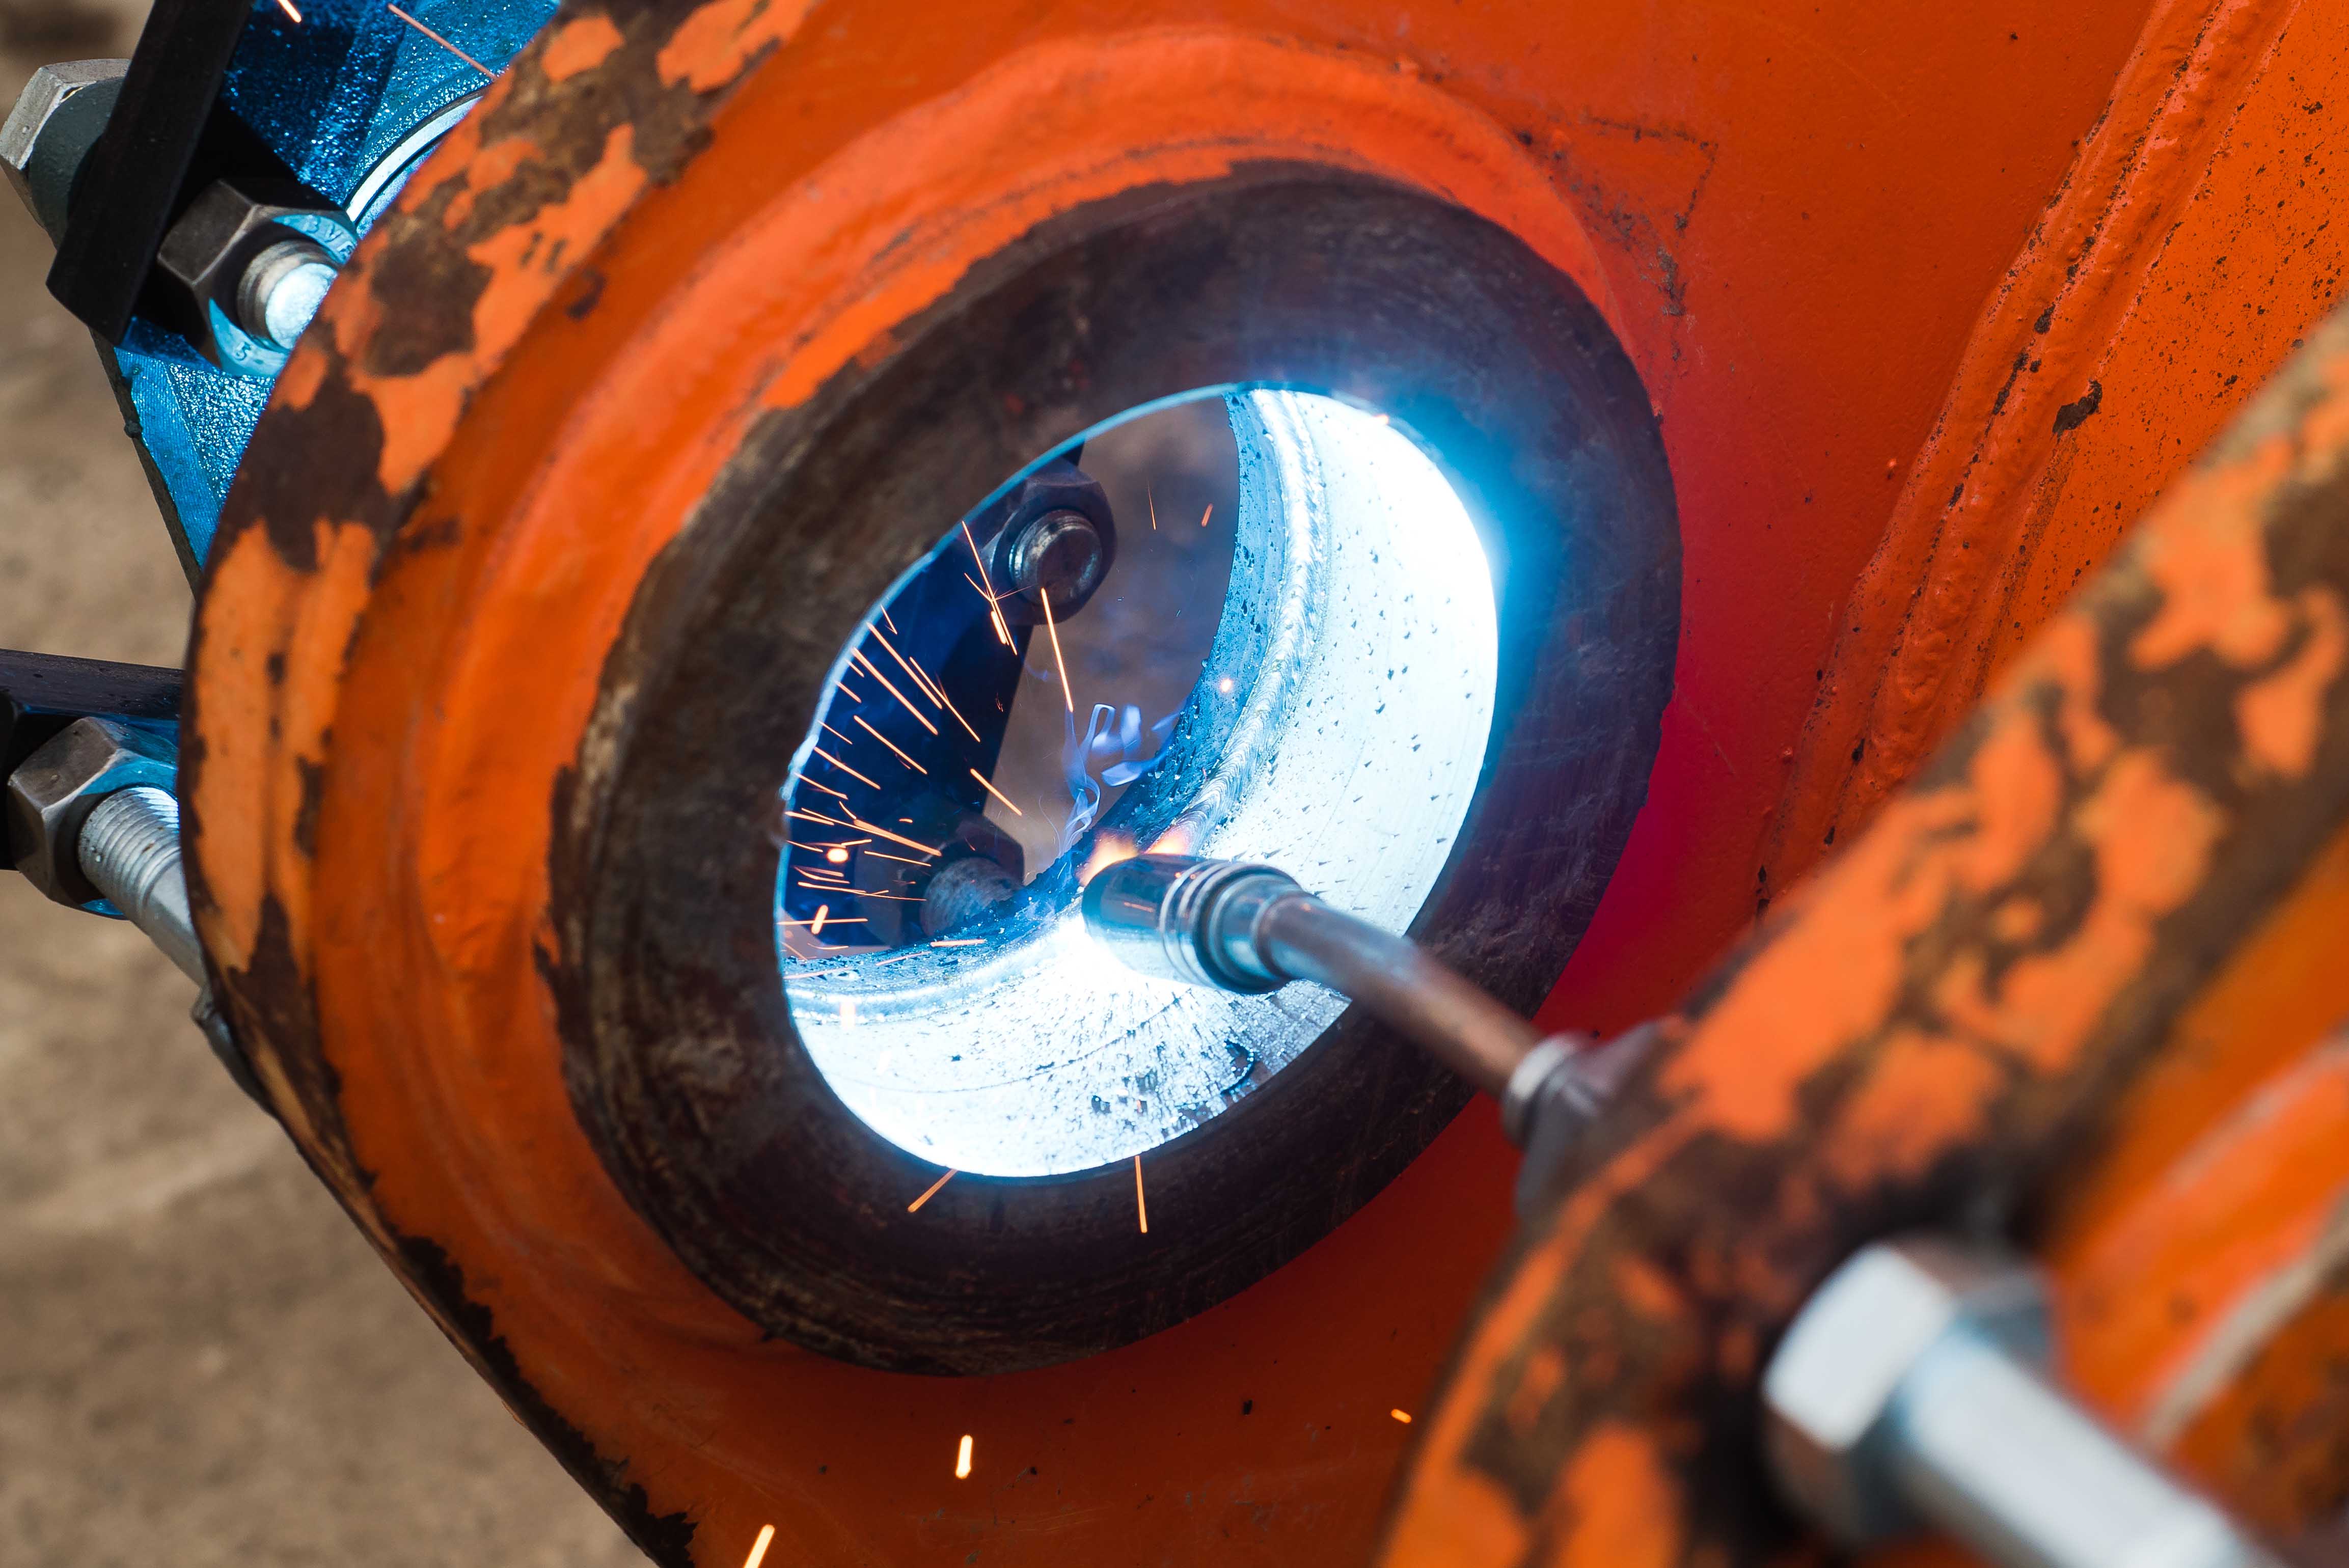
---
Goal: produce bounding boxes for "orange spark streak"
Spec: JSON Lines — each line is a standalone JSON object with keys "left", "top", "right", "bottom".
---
{"left": 386, "top": 3, "right": 493, "bottom": 75}
{"left": 910, "top": 653, "right": 982, "bottom": 742}
{"left": 869, "top": 627, "right": 945, "bottom": 711}
{"left": 880, "top": 606, "right": 897, "bottom": 635}
{"left": 954, "top": 1434, "right": 974, "bottom": 1479}
{"left": 849, "top": 651, "right": 938, "bottom": 735}
{"left": 852, "top": 715, "right": 927, "bottom": 774}
{"left": 1039, "top": 588, "right": 1074, "bottom": 713}
{"left": 277, "top": 0, "right": 303, "bottom": 20}
{"left": 907, "top": 1168, "right": 957, "bottom": 1212}
{"left": 1198, "top": 503, "right": 1213, "bottom": 529}
{"left": 1133, "top": 1156, "right": 1149, "bottom": 1233}
{"left": 812, "top": 747, "right": 880, "bottom": 790}
{"left": 844, "top": 813, "right": 942, "bottom": 856}
{"left": 820, "top": 722, "right": 856, "bottom": 745}
{"left": 960, "top": 522, "right": 1019, "bottom": 649}
{"left": 969, "top": 768, "right": 1024, "bottom": 816}
{"left": 863, "top": 848, "right": 930, "bottom": 867}
{"left": 743, "top": 1524, "right": 776, "bottom": 1568}
{"left": 792, "top": 774, "right": 849, "bottom": 802}
{"left": 1389, "top": 1409, "right": 1413, "bottom": 1424}
{"left": 1148, "top": 486, "right": 1158, "bottom": 529}
{"left": 810, "top": 904, "right": 830, "bottom": 936}
{"left": 785, "top": 808, "right": 848, "bottom": 828}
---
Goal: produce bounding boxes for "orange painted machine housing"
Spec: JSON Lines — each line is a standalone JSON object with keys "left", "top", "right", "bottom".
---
{"left": 181, "top": 1, "right": 2349, "bottom": 1564}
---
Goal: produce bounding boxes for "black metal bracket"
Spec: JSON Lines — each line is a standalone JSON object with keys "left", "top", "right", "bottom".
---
{"left": 46, "top": 0, "right": 292, "bottom": 343}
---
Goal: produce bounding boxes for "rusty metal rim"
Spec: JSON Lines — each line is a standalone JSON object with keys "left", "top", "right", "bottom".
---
{"left": 549, "top": 167, "right": 1681, "bottom": 1374}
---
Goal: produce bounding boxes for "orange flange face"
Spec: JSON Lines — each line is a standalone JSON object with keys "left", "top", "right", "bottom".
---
{"left": 181, "top": 0, "right": 2349, "bottom": 1564}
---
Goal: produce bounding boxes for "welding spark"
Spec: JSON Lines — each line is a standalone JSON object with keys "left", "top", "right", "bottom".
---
{"left": 970, "top": 768, "right": 1024, "bottom": 817}
{"left": 880, "top": 606, "right": 897, "bottom": 635}
{"left": 743, "top": 1524, "right": 776, "bottom": 1568}
{"left": 852, "top": 714, "right": 927, "bottom": 774}
{"left": 276, "top": 0, "right": 302, "bottom": 21}
{"left": 1390, "top": 1409, "right": 1413, "bottom": 1424}
{"left": 931, "top": 938, "right": 985, "bottom": 947}
{"left": 863, "top": 848, "right": 930, "bottom": 867}
{"left": 850, "top": 651, "right": 939, "bottom": 735}
{"left": 872, "top": 627, "right": 980, "bottom": 744}
{"left": 954, "top": 1434, "right": 974, "bottom": 1479}
{"left": 1133, "top": 1155, "right": 1149, "bottom": 1233}
{"left": 811, "top": 747, "right": 880, "bottom": 790}
{"left": 1039, "top": 586, "right": 1074, "bottom": 713}
{"left": 844, "top": 813, "right": 941, "bottom": 857}
{"left": 792, "top": 774, "right": 850, "bottom": 802}
{"left": 907, "top": 1168, "right": 958, "bottom": 1212}
{"left": 961, "top": 522, "right": 1015, "bottom": 647}
{"left": 1199, "top": 503, "right": 1213, "bottom": 529}
{"left": 386, "top": 3, "right": 495, "bottom": 76}
{"left": 1148, "top": 486, "right": 1158, "bottom": 530}
{"left": 785, "top": 808, "right": 850, "bottom": 828}
{"left": 825, "top": 845, "right": 851, "bottom": 864}
{"left": 810, "top": 904, "right": 831, "bottom": 936}
{"left": 820, "top": 721, "right": 857, "bottom": 746}
{"left": 915, "top": 655, "right": 982, "bottom": 742}
{"left": 869, "top": 627, "right": 946, "bottom": 713}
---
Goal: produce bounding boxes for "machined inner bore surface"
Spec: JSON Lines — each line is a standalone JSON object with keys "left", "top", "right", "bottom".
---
{"left": 781, "top": 391, "right": 1498, "bottom": 1177}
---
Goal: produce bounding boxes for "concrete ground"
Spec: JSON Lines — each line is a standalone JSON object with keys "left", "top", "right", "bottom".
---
{"left": 0, "top": 9, "right": 640, "bottom": 1564}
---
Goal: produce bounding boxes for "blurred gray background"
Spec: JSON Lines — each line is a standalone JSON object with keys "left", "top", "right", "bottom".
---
{"left": 0, "top": 4, "right": 639, "bottom": 1561}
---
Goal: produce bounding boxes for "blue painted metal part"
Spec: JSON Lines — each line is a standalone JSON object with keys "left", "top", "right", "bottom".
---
{"left": 103, "top": 0, "right": 554, "bottom": 581}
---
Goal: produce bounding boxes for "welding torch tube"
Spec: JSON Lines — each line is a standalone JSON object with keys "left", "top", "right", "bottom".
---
{"left": 1081, "top": 854, "right": 1544, "bottom": 1099}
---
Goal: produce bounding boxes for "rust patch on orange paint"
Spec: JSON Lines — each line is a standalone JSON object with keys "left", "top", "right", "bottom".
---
{"left": 362, "top": 126, "right": 647, "bottom": 496}
{"left": 655, "top": 0, "right": 811, "bottom": 91}
{"left": 1392, "top": 303, "right": 2349, "bottom": 1564}
{"left": 541, "top": 14, "right": 623, "bottom": 80}
{"left": 1554, "top": 1425, "right": 1682, "bottom": 1568}
{"left": 2237, "top": 588, "right": 2348, "bottom": 779}
{"left": 1823, "top": 1031, "right": 2005, "bottom": 1191}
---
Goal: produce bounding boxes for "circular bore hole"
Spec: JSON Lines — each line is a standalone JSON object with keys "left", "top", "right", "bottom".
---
{"left": 778, "top": 389, "right": 1498, "bottom": 1177}
{"left": 555, "top": 170, "right": 1677, "bottom": 1370}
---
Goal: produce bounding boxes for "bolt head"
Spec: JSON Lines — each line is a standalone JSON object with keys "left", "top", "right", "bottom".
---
{"left": 4, "top": 716, "right": 177, "bottom": 907}
{"left": 238, "top": 240, "right": 338, "bottom": 349}
{"left": 152, "top": 177, "right": 351, "bottom": 376}
{"left": 1005, "top": 509, "right": 1105, "bottom": 609}
{"left": 984, "top": 461, "right": 1116, "bottom": 624}
{"left": 1, "top": 60, "right": 126, "bottom": 240}
{"left": 1762, "top": 1235, "right": 2048, "bottom": 1545}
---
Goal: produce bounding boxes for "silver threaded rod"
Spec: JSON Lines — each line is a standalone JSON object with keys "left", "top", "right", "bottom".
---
{"left": 76, "top": 785, "right": 202, "bottom": 982}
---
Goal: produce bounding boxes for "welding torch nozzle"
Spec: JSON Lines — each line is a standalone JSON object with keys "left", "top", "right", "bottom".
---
{"left": 1081, "top": 854, "right": 1652, "bottom": 1209}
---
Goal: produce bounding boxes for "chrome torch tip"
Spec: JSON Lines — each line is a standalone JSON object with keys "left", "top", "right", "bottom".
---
{"left": 1079, "top": 854, "right": 1302, "bottom": 994}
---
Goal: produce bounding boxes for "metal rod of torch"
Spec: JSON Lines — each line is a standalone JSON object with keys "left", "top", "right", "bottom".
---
{"left": 1081, "top": 855, "right": 1652, "bottom": 1198}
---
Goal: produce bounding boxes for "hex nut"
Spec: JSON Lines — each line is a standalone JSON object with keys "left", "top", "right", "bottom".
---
{"left": 4, "top": 716, "right": 178, "bottom": 907}
{"left": 0, "top": 60, "right": 126, "bottom": 241}
{"left": 986, "top": 462, "right": 1117, "bottom": 624}
{"left": 1761, "top": 1235, "right": 2049, "bottom": 1545}
{"left": 152, "top": 176, "right": 353, "bottom": 376}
